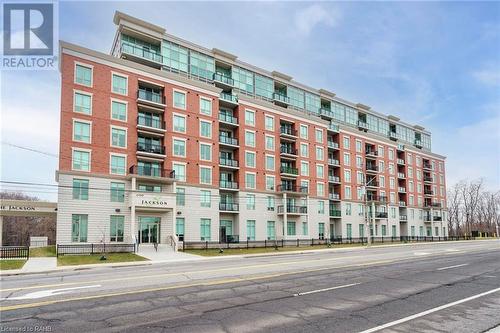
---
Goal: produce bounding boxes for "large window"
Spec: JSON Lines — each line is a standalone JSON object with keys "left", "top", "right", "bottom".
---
{"left": 245, "top": 131, "right": 255, "bottom": 147}
{"left": 73, "top": 120, "right": 90, "bottom": 143}
{"left": 267, "top": 221, "right": 276, "bottom": 240}
{"left": 200, "top": 218, "right": 211, "bottom": 241}
{"left": 74, "top": 92, "right": 91, "bottom": 114}
{"left": 162, "top": 40, "right": 189, "bottom": 72}
{"left": 72, "top": 149, "right": 90, "bottom": 171}
{"left": 287, "top": 86, "right": 305, "bottom": 109}
{"left": 110, "top": 154, "right": 126, "bottom": 175}
{"left": 200, "top": 190, "right": 211, "bottom": 207}
{"left": 246, "top": 220, "right": 256, "bottom": 240}
{"left": 173, "top": 163, "right": 186, "bottom": 182}
{"left": 255, "top": 74, "right": 274, "bottom": 99}
{"left": 266, "top": 155, "right": 275, "bottom": 171}
{"left": 199, "top": 143, "right": 211, "bottom": 161}
{"left": 245, "top": 172, "right": 256, "bottom": 189}
{"left": 111, "top": 127, "right": 126, "bottom": 148}
{"left": 190, "top": 50, "right": 215, "bottom": 80}
{"left": 200, "top": 97, "right": 212, "bottom": 115}
{"left": 305, "top": 92, "right": 320, "bottom": 114}
{"left": 265, "top": 115, "right": 274, "bottom": 131}
{"left": 173, "top": 91, "right": 186, "bottom": 109}
{"left": 173, "top": 114, "right": 186, "bottom": 133}
{"left": 199, "top": 166, "right": 212, "bottom": 185}
{"left": 245, "top": 151, "right": 256, "bottom": 168}
{"left": 246, "top": 194, "right": 256, "bottom": 210}
{"left": 71, "top": 214, "right": 88, "bottom": 242}
{"left": 111, "top": 100, "right": 127, "bottom": 121}
{"left": 287, "top": 221, "right": 296, "bottom": 236}
{"left": 110, "top": 182, "right": 125, "bottom": 202}
{"left": 245, "top": 109, "right": 255, "bottom": 126}
{"left": 110, "top": 216, "right": 124, "bottom": 242}
{"left": 72, "top": 179, "right": 89, "bottom": 200}
{"left": 173, "top": 139, "right": 186, "bottom": 157}
{"left": 112, "top": 74, "right": 127, "bottom": 95}
{"left": 233, "top": 66, "right": 254, "bottom": 94}
{"left": 176, "top": 217, "right": 185, "bottom": 240}
{"left": 75, "top": 64, "right": 92, "bottom": 86}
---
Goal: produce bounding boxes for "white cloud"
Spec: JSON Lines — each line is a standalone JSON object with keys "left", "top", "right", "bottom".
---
{"left": 294, "top": 4, "right": 339, "bottom": 36}
{"left": 472, "top": 68, "right": 500, "bottom": 87}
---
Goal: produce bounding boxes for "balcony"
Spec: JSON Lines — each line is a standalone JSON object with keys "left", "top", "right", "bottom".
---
{"left": 219, "top": 157, "right": 239, "bottom": 169}
{"left": 328, "top": 158, "right": 340, "bottom": 167}
{"left": 219, "top": 136, "right": 239, "bottom": 148}
{"left": 365, "top": 149, "right": 378, "bottom": 159}
{"left": 273, "top": 92, "right": 290, "bottom": 106}
{"left": 397, "top": 172, "right": 406, "bottom": 179}
{"left": 399, "top": 215, "right": 408, "bottom": 221}
{"left": 414, "top": 139, "right": 423, "bottom": 149}
{"left": 137, "top": 89, "right": 166, "bottom": 108}
{"left": 329, "top": 193, "right": 340, "bottom": 201}
{"left": 328, "top": 175, "right": 340, "bottom": 183}
{"left": 220, "top": 180, "right": 239, "bottom": 191}
{"left": 397, "top": 158, "right": 405, "bottom": 165}
{"left": 327, "top": 141, "right": 340, "bottom": 150}
{"left": 219, "top": 202, "right": 239, "bottom": 212}
{"left": 218, "top": 113, "right": 238, "bottom": 127}
{"left": 358, "top": 120, "right": 368, "bottom": 131}
{"left": 423, "top": 162, "right": 432, "bottom": 170}
{"left": 424, "top": 202, "right": 442, "bottom": 209}
{"left": 280, "top": 166, "right": 299, "bottom": 177}
{"left": 399, "top": 201, "right": 406, "bottom": 207}
{"left": 137, "top": 142, "right": 165, "bottom": 157}
{"left": 366, "top": 180, "right": 379, "bottom": 188}
{"left": 219, "top": 92, "right": 238, "bottom": 108}
{"left": 398, "top": 187, "right": 406, "bottom": 193}
{"left": 277, "top": 185, "right": 308, "bottom": 194}
{"left": 137, "top": 115, "right": 165, "bottom": 135}
{"left": 367, "top": 195, "right": 387, "bottom": 203}
{"left": 366, "top": 164, "right": 378, "bottom": 173}
{"left": 328, "top": 123, "right": 340, "bottom": 133}
{"left": 424, "top": 176, "right": 433, "bottom": 183}
{"left": 280, "top": 146, "right": 298, "bottom": 158}
{"left": 277, "top": 205, "right": 307, "bottom": 215}
{"left": 213, "top": 72, "right": 234, "bottom": 90}
{"left": 375, "top": 212, "right": 388, "bottom": 219}
{"left": 329, "top": 209, "right": 341, "bottom": 217}
{"left": 120, "top": 42, "right": 163, "bottom": 68}
{"left": 128, "top": 165, "right": 175, "bottom": 181}
{"left": 389, "top": 132, "right": 398, "bottom": 141}
{"left": 319, "top": 108, "right": 333, "bottom": 120}
{"left": 397, "top": 144, "right": 405, "bottom": 152}
{"left": 280, "top": 126, "right": 298, "bottom": 139}
{"left": 433, "top": 216, "right": 442, "bottom": 221}
{"left": 424, "top": 189, "right": 434, "bottom": 196}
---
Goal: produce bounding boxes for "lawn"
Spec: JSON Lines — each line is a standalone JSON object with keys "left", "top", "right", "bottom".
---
{"left": 0, "top": 260, "right": 26, "bottom": 270}
{"left": 29, "top": 245, "right": 57, "bottom": 257}
{"left": 57, "top": 253, "right": 148, "bottom": 266}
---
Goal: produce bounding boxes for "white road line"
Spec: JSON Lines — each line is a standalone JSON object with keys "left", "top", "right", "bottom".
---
{"left": 436, "top": 263, "right": 469, "bottom": 271}
{"left": 358, "top": 286, "right": 500, "bottom": 333}
{"left": 293, "top": 283, "right": 360, "bottom": 297}
{"left": 1, "top": 285, "right": 101, "bottom": 301}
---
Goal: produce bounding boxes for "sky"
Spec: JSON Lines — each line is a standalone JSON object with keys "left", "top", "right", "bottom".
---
{"left": 1, "top": 1, "right": 499, "bottom": 201}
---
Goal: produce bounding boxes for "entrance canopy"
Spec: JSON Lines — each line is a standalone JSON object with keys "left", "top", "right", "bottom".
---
{"left": 0, "top": 199, "right": 57, "bottom": 217}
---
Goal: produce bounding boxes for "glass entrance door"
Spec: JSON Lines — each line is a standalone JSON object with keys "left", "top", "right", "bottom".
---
{"left": 138, "top": 217, "right": 160, "bottom": 244}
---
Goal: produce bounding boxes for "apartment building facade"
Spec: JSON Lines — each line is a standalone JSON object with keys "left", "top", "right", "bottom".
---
{"left": 56, "top": 11, "right": 448, "bottom": 246}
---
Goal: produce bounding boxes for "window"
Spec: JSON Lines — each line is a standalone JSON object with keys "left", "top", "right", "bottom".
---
{"left": 300, "top": 124, "right": 308, "bottom": 139}
{"left": 345, "top": 203, "right": 352, "bottom": 216}
{"left": 356, "top": 140, "right": 362, "bottom": 153}
{"left": 72, "top": 149, "right": 90, "bottom": 171}
{"left": 347, "top": 224, "right": 352, "bottom": 238}
{"left": 302, "top": 222, "right": 308, "bottom": 236}
{"left": 378, "top": 146, "right": 384, "bottom": 158}
{"left": 343, "top": 153, "right": 351, "bottom": 166}
{"left": 110, "top": 154, "right": 126, "bottom": 175}
{"left": 72, "top": 179, "right": 89, "bottom": 200}
{"left": 357, "top": 187, "right": 363, "bottom": 200}
{"left": 176, "top": 218, "right": 185, "bottom": 239}
{"left": 246, "top": 194, "right": 256, "bottom": 210}
{"left": 173, "top": 139, "right": 186, "bottom": 157}
{"left": 266, "top": 196, "right": 275, "bottom": 211}
{"left": 200, "top": 143, "right": 212, "bottom": 161}
{"left": 176, "top": 187, "right": 185, "bottom": 206}
{"left": 72, "top": 214, "right": 88, "bottom": 242}
{"left": 391, "top": 207, "right": 396, "bottom": 218}
{"left": 110, "top": 182, "right": 125, "bottom": 202}
{"left": 199, "top": 120, "right": 212, "bottom": 138}
{"left": 247, "top": 220, "right": 256, "bottom": 240}
{"left": 356, "top": 156, "right": 363, "bottom": 168}
{"left": 318, "top": 223, "right": 325, "bottom": 238}
{"left": 173, "top": 114, "right": 186, "bottom": 133}
{"left": 315, "top": 128, "right": 323, "bottom": 143}
{"left": 111, "top": 100, "right": 127, "bottom": 121}
{"left": 357, "top": 171, "right": 364, "bottom": 184}
{"left": 265, "top": 115, "right": 274, "bottom": 131}
{"left": 200, "top": 190, "right": 211, "bottom": 207}
{"left": 388, "top": 149, "right": 394, "bottom": 160}
{"left": 173, "top": 163, "right": 186, "bottom": 182}
{"left": 200, "top": 219, "right": 211, "bottom": 241}
{"left": 199, "top": 166, "right": 212, "bottom": 185}
{"left": 111, "top": 127, "right": 127, "bottom": 148}
{"left": 266, "top": 175, "right": 275, "bottom": 191}
{"left": 345, "top": 186, "right": 352, "bottom": 199}
{"left": 245, "top": 109, "right": 255, "bottom": 126}
{"left": 200, "top": 97, "right": 212, "bottom": 115}
{"left": 110, "top": 216, "right": 124, "bottom": 242}
{"left": 245, "top": 151, "right": 256, "bottom": 168}
{"left": 300, "top": 143, "right": 309, "bottom": 157}
{"left": 267, "top": 221, "right": 276, "bottom": 240}
{"left": 112, "top": 73, "right": 127, "bottom": 95}
{"left": 245, "top": 172, "right": 256, "bottom": 189}
{"left": 265, "top": 135, "right": 275, "bottom": 151}
{"left": 75, "top": 64, "right": 92, "bottom": 86}
{"left": 73, "top": 120, "right": 91, "bottom": 143}
{"left": 301, "top": 161, "right": 309, "bottom": 176}
{"left": 316, "top": 146, "right": 324, "bottom": 161}
{"left": 245, "top": 130, "right": 255, "bottom": 147}
{"left": 317, "top": 183, "right": 325, "bottom": 196}
{"left": 316, "top": 164, "right": 324, "bottom": 178}
{"left": 173, "top": 90, "right": 186, "bottom": 109}
{"left": 266, "top": 155, "right": 275, "bottom": 171}
{"left": 343, "top": 136, "right": 350, "bottom": 149}
{"left": 287, "top": 222, "right": 296, "bottom": 236}
{"left": 74, "top": 91, "right": 91, "bottom": 114}
{"left": 382, "top": 225, "right": 387, "bottom": 236}
{"left": 344, "top": 170, "right": 351, "bottom": 183}
{"left": 318, "top": 201, "right": 325, "bottom": 214}
{"left": 138, "top": 184, "right": 161, "bottom": 192}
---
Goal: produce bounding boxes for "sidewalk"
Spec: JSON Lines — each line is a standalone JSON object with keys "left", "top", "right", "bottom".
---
{"left": 20, "top": 257, "right": 57, "bottom": 273}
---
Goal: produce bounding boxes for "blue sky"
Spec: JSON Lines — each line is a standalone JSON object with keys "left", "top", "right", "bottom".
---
{"left": 1, "top": 1, "right": 499, "bottom": 200}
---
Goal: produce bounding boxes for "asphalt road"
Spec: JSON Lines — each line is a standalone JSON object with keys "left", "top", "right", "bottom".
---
{"left": 1, "top": 240, "right": 499, "bottom": 333}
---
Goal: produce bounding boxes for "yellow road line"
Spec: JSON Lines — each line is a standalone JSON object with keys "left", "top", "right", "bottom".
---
{"left": 0, "top": 260, "right": 394, "bottom": 312}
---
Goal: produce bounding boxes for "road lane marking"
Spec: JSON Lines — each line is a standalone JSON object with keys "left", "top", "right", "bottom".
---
{"left": 436, "top": 263, "right": 469, "bottom": 271}
{"left": 358, "top": 287, "right": 500, "bottom": 333}
{"left": 413, "top": 252, "right": 431, "bottom": 256}
{"left": 293, "top": 283, "right": 360, "bottom": 296}
{"left": 0, "top": 260, "right": 394, "bottom": 312}
{"left": 1, "top": 285, "right": 101, "bottom": 301}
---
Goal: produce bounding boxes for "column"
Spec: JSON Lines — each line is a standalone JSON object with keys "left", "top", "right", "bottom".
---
{"left": 371, "top": 201, "right": 376, "bottom": 239}
{"left": 0, "top": 216, "right": 3, "bottom": 247}
{"left": 283, "top": 193, "right": 287, "bottom": 239}
{"left": 130, "top": 177, "right": 136, "bottom": 245}
{"left": 171, "top": 181, "right": 177, "bottom": 251}
{"left": 430, "top": 208, "right": 434, "bottom": 238}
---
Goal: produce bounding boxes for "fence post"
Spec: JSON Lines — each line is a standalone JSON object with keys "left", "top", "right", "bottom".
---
{"left": 282, "top": 239, "right": 284, "bottom": 248}
{"left": 91, "top": 243, "right": 94, "bottom": 255}
{"left": 247, "top": 239, "right": 249, "bottom": 249}
{"left": 104, "top": 243, "right": 106, "bottom": 254}
{"left": 265, "top": 239, "right": 267, "bottom": 248}
{"left": 27, "top": 246, "right": 30, "bottom": 260}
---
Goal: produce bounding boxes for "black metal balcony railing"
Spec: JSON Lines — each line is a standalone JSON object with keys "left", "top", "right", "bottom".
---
{"left": 137, "top": 115, "right": 163, "bottom": 129}
{"left": 358, "top": 120, "right": 368, "bottom": 130}
{"left": 329, "top": 193, "right": 340, "bottom": 200}
{"left": 423, "top": 162, "right": 432, "bottom": 170}
{"left": 329, "top": 175, "right": 340, "bottom": 183}
{"left": 329, "top": 209, "right": 341, "bottom": 217}
{"left": 365, "top": 149, "right": 378, "bottom": 157}
{"left": 137, "top": 89, "right": 165, "bottom": 105}
{"left": 213, "top": 72, "right": 234, "bottom": 86}
{"left": 219, "top": 136, "right": 238, "bottom": 146}
{"left": 424, "top": 176, "right": 433, "bottom": 182}
{"left": 366, "top": 164, "right": 378, "bottom": 172}
{"left": 375, "top": 212, "right": 388, "bottom": 219}
{"left": 277, "top": 205, "right": 308, "bottom": 214}
{"left": 424, "top": 190, "right": 434, "bottom": 195}
{"left": 367, "top": 180, "right": 379, "bottom": 187}
{"left": 121, "top": 42, "right": 163, "bottom": 64}
{"left": 218, "top": 113, "right": 238, "bottom": 125}
{"left": 219, "top": 157, "right": 238, "bottom": 168}
{"left": 219, "top": 202, "right": 239, "bottom": 211}
{"left": 280, "top": 166, "right": 299, "bottom": 175}
{"left": 129, "top": 165, "right": 175, "bottom": 179}
{"left": 273, "top": 92, "right": 290, "bottom": 104}
{"left": 277, "top": 184, "right": 308, "bottom": 193}
{"left": 220, "top": 92, "right": 238, "bottom": 104}
{"left": 137, "top": 142, "right": 165, "bottom": 155}
{"left": 220, "top": 180, "right": 238, "bottom": 190}
{"left": 280, "top": 126, "right": 297, "bottom": 137}
{"left": 280, "top": 146, "right": 298, "bottom": 155}
{"left": 328, "top": 158, "right": 340, "bottom": 166}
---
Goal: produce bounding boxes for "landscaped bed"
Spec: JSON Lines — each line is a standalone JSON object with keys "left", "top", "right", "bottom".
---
{"left": 57, "top": 253, "right": 148, "bottom": 266}
{"left": 0, "top": 260, "right": 26, "bottom": 270}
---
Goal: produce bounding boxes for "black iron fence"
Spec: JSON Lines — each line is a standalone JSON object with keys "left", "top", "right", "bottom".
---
{"left": 0, "top": 246, "right": 29, "bottom": 259}
{"left": 56, "top": 243, "right": 136, "bottom": 257}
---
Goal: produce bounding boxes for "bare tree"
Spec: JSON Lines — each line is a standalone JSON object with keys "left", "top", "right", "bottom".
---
{"left": 447, "top": 182, "right": 463, "bottom": 236}
{"left": 460, "top": 179, "right": 483, "bottom": 236}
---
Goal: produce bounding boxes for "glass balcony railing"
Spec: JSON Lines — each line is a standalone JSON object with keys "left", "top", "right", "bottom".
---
{"left": 213, "top": 73, "right": 234, "bottom": 86}
{"left": 220, "top": 180, "right": 239, "bottom": 190}
{"left": 277, "top": 184, "right": 308, "bottom": 193}
{"left": 280, "top": 126, "right": 297, "bottom": 137}
{"left": 328, "top": 141, "right": 339, "bottom": 149}
{"left": 358, "top": 120, "right": 368, "bottom": 130}
{"left": 277, "top": 205, "right": 307, "bottom": 214}
{"left": 137, "top": 89, "right": 165, "bottom": 104}
{"left": 397, "top": 158, "right": 405, "bottom": 165}
{"left": 137, "top": 115, "right": 163, "bottom": 129}
{"left": 129, "top": 165, "right": 175, "bottom": 179}
{"left": 397, "top": 172, "right": 406, "bottom": 179}
{"left": 280, "top": 166, "right": 299, "bottom": 175}
{"left": 219, "top": 157, "right": 238, "bottom": 168}
{"left": 328, "top": 158, "right": 340, "bottom": 166}
{"left": 137, "top": 142, "right": 165, "bottom": 155}
{"left": 328, "top": 175, "right": 340, "bottom": 183}
{"left": 329, "top": 209, "right": 341, "bottom": 217}
{"left": 329, "top": 193, "right": 340, "bottom": 200}
{"left": 219, "top": 202, "right": 239, "bottom": 211}
{"left": 280, "top": 146, "right": 298, "bottom": 155}
{"left": 121, "top": 42, "right": 163, "bottom": 64}
{"left": 273, "top": 92, "right": 290, "bottom": 104}
{"left": 319, "top": 108, "right": 333, "bottom": 118}
{"left": 328, "top": 123, "right": 340, "bottom": 132}
{"left": 220, "top": 92, "right": 238, "bottom": 104}
{"left": 219, "top": 136, "right": 238, "bottom": 146}
{"left": 219, "top": 113, "right": 238, "bottom": 125}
